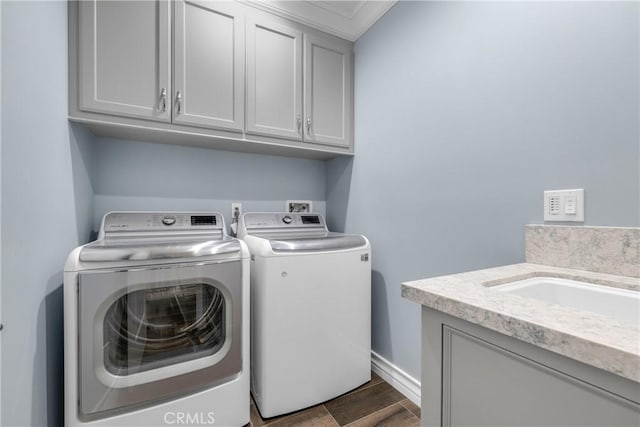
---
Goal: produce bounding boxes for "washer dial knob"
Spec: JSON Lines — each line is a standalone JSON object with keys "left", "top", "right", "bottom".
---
{"left": 162, "top": 217, "right": 176, "bottom": 226}
{"left": 282, "top": 215, "right": 293, "bottom": 224}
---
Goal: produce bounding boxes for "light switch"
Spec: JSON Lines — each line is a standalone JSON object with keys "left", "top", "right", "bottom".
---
{"left": 548, "top": 195, "right": 561, "bottom": 215}
{"left": 544, "top": 189, "right": 584, "bottom": 222}
{"left": 565, "top": 195, "right": 577, "bottom": 214}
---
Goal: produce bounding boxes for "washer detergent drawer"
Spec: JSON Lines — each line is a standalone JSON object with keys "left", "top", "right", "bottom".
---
{"left": 77, "top": 260, "right": 242, "bottom": 420}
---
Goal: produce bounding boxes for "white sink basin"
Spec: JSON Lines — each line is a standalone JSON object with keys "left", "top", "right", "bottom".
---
{"left": 492, "top": 277, "right": 640, "bottom": 324}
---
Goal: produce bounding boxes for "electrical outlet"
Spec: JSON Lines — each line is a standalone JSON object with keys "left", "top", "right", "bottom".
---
{"left": 286, "top": 200, "right": 312, "bottom": 213}
{"left": 231, "top": 203, "right": 242, "bottom": 222}
{"left": 544, "top": 189, "right": 584, "bottom": 222}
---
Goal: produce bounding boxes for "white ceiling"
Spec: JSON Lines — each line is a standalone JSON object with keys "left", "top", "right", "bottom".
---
{"left": 242, "top": 0, "right": 398, "bottom": 41}
{"left": 311, "top": 1, "right": 367, "bottom": 19}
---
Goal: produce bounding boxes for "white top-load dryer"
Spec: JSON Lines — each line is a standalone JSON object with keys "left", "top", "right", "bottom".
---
{"left": 238, "top": 212, "right": 371, "bottom": 418}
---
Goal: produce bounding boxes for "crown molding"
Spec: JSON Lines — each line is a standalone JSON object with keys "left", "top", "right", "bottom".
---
{"left": 240, "top": 1, "right": 397, "bottom": 41}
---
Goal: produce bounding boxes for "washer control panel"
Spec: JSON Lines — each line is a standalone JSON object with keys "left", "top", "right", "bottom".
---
{"left": 301, "top": 215, "right": 320, "bottom": 224}
{"left": 242, "top": 213, "right": 327, "bottom": 232}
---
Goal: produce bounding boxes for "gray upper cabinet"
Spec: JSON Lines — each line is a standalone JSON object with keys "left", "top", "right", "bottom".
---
{"left": 246, "top": 19, "right": 303, "bottom": 140}
{"left": 304, "top": 34, "right": 353, "bottom": 148}
{"left": 71, "top": 1, "right": 354, "bottom": 159}
{"left": 79, "top": 0, "right": 171, "bottom": 122}
{"left": 173, "top": 0, "right": 244, "bottom": 131}
{"left": 246, "top": 17, "right": 353, "bottom": 148}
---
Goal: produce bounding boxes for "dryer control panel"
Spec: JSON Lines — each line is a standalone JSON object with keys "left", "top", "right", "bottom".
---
{"left": 101, "top": 212, "right": 226, "bottom": 239}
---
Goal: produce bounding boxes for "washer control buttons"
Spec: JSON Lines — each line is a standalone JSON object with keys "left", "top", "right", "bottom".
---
{"left": 282, "top": 215, "right": 293, "bottom": 224}
{"left": 162, "top": 217, "right": 176, "bottom": 226}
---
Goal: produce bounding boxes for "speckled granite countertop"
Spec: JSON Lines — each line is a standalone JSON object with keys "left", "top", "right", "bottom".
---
{"left": 402, "top": 263, "right": 640, "bottom": 382}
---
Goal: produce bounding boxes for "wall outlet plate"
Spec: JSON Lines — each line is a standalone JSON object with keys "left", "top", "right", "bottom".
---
{"left": 231, "top": 202, "right": 242, "bottom": 222}
{"left": 544, "top": 189, "right": 584, "bottom": 222}
{"left": 286, "top": 200, "right": 312, "bottom": 213}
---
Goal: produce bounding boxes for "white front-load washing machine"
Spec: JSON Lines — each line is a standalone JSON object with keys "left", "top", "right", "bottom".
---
{"left": 238, "top": 212, "right": 371, "bottom": 418}
{"left": 64, "top": 212, "right": 249, "bottom": 426}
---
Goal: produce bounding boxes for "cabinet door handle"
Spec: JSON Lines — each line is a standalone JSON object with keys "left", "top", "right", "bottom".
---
{"left": 297, "top": 114, "right": 302, "bottom": 133}
{"left": 306, "top": 115, "right": 312, "bottom": 134}
{"left": 159, "top": 88, "right": 167, "bottom": 112}
{"left": 175, "top": 91, "right": 183, "bottom": 115}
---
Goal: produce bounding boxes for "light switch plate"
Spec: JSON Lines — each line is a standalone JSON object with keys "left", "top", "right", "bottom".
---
{"left": 544, "top": 189, "right": 584, "bottom": 222}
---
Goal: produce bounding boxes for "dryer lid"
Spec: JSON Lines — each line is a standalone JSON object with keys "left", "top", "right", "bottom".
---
{"left": 79, "top": 238, "right": 242, "bottom": 262}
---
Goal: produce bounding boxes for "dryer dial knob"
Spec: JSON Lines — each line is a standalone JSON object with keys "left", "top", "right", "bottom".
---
{"left": 282, "top": 216, "right": 293, "bottom": 224}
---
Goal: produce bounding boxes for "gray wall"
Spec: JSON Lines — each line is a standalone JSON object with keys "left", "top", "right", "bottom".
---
{"left": 1, "top": 2, "right": 95, "bottom": 426}
{"left": 327, "top": 1, "right": 640, "bottom": 380}
{"left": 92, "top": 137, "right": 326, "bottom": 231}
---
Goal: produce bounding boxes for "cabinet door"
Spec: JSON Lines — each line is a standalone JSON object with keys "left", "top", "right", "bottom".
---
{"left": 79, "top": 0, "right": 171, "bottom": 121}
{"left": 173, "top": 1, "right": 244, "bottom": 131}
{"left": 246, "top": 19, "right": 303, "bottom": 140}
{"left": 304, "top": 34, "right": 353, "bottom": 148}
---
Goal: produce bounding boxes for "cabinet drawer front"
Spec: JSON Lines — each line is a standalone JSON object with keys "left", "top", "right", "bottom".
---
{"left": 173, "top": 0, "right": 245, "bottom": 132}
{"left": 442, "top": 326, "right": 640, "bottom": 427}
{"left": 79, "top": 0, "right": 171, "bottom": 122}
{"left": 246, "top": 19, "right": 303, "bottom": 140}
{"left": 304, "top": 34, "right": 353, "bottom": 148}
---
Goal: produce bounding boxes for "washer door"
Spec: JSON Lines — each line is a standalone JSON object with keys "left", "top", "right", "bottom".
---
{"left": 77, "top": 260, "right": 242, "bottom": 420}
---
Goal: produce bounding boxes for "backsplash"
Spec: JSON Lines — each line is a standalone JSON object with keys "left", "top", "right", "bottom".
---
{"left": 525, "top": 225, "right": 640, "bottom": 277}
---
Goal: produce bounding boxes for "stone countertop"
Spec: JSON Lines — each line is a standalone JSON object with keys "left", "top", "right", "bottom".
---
{"left": 401, "top": 263, "right": 640, "bottom": 382}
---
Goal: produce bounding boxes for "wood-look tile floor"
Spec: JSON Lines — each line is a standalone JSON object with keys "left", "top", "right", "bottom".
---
{"left": 249, "top": 373, "right": 420, "bottom": 427}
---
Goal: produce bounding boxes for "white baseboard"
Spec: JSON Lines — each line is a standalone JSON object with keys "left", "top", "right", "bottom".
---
{"left": 371, "top": 351, "right": 421, "bottom": 407}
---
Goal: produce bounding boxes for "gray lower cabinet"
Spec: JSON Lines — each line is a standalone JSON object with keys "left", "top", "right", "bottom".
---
{"left": 422, "top": 308, "right": 640, "bottom": 427}
{"left": 78, "top": 0, "right": 171, "bottom": 122}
